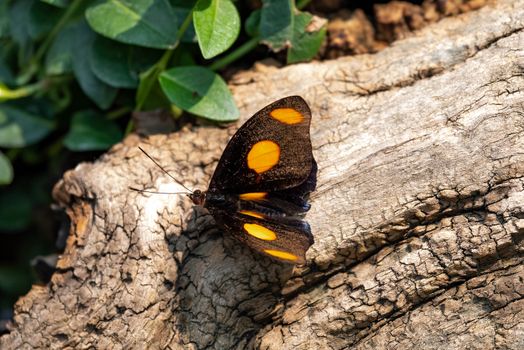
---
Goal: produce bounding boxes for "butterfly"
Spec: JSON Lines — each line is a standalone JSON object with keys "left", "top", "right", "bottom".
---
{"left": 136, "top": 96, "right": 317, "bottom": 264}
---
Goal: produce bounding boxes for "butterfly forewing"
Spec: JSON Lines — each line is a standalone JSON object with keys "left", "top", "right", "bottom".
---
{"left": 208, "top": 96, "right": 314, "bottom": 194}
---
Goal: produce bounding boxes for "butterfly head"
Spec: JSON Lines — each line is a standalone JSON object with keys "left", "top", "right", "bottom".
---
{"left": 189, "top": 189, "right": 206, "bottom": 206}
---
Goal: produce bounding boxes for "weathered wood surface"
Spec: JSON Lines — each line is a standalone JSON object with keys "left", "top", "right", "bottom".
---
{"left": 2, "top": 0, "right": 524, "bottom": 348}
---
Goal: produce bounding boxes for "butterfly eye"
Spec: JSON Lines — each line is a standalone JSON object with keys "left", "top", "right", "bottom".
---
{"left": 270, "top": 108, "right": 304, "bottom": 124}
{"left": 247, "top": 140, "right": 280, "bottom": 174}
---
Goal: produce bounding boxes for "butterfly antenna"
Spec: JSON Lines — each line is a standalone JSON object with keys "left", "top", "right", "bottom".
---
{"left": 129, "top": 187, "right": 190, "bottom": 195}
{"left": 138, "top": 146, "right": 192, "bottom": 193}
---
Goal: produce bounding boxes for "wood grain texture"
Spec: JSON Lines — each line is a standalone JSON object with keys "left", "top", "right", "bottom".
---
{"left": 1, "top": 0, "right": 523, "bottom": 348}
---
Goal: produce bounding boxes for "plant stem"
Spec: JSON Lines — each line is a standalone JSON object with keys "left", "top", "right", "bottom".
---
{"left": 107, "top": 106, "right": 132, "bottom": 120}
{"left": 174, "top": 8, "right": 194, "bottom": 50}
{"left": 124, "top": 119, "right": 135, "bottom": 136}
{"left": 36, "top": 0, "right": 84, "bottom": 63}
{"left": 135, "top": 8, "right": 194, "bottom": 111}
{"left": 134, "top": 49, "right": 173, "bottom": 112}
{"left": 0, "top": 81, "right": 45, "bottom": 101}
{"left": 129, "top": 8, "right": 194, "bottom": 133}
{"left": 208, "top": 36, "right": 259, "bottom": 71}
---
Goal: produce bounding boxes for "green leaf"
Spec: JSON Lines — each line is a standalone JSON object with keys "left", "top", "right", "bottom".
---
{"left": 85, "top": 0, "right": 181, "bottom": 49}
{"left": 287, "top": 12, "right": 326, "bottom": 64}
{"left": 90, "top": 36, "right": 162, "bottom": 88}
{"left": 0, "top": 56, "right": 15, "bottom": 85}
{"left": 0, "top": 190, "right": 32, "bottom": 231}
{"left": 64, "top": 110, "right": 123, "bottom": 151}
{"left": 46, "top": 21, "right": 113, "bottom": 102}
{"left": 45, "top": 23, "right": 75, "bottom": 75}
{"left": 159, "top": 66, "right": 239, "bottom": 121}
{"left": 0, "top": 1, "right": 10, "bottom": 39}
{"left": 245, "top": 9, "right": 260, "bottom": 37}
{"left": 0, "top": 105, "right": 54, "bottom": 147}
{"left": 70, "top": 21, "right": 118, "bottom": 109}
{"left": 259, "top": 0, "right": 293, "bottom": 51}
{"left": 9, "top": 0, "right": 33, "bottom": 51}
{"left": 28, "top": 1, "right": 63, "bottom": 39}
{"left": 0, "top": 152, "right": 13, "bottom": 185}
{"left": 135, "top": 52, "right": 173, "bottom": 111}
{"left": 41, "top": 0, "right": 71, "bottom": 8}
{"left": 193, "top": 0, "right": 240, "bottom": 59}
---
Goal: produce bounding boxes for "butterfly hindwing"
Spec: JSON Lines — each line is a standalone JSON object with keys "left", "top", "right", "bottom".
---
{"left": 208, "top": 206, "right": 313, "bottom": 264}
{"left": 208, "top": 96, "right": 314, "bottom": 194}
{"left": 272, "top": 158, "right": 317, "bottom": 211}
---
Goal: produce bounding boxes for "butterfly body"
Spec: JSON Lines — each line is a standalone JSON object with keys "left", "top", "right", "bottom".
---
{"left": 190, "top": 96, "right": 317, "bottom": 264}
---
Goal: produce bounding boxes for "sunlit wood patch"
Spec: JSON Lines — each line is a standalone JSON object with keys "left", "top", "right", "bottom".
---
{"left": 243, "top": 223, "right": 277, "bottom": 241}
{"left": 247, "top": 140, "right": 280, "bottom": 174}
{"left": 270, "top": 108, "right": 304, "bottom": 124}
{"left": 239, "top": 192, "right": 267, "bottom": 201}
{"left": 263, "top": 249, "right": 298, "bottom": 261}
{"left": 239, "top": 210, "right": 264, "bottom": 219}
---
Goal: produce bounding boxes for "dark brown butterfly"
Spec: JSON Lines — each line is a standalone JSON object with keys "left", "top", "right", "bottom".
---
{"left": 136, "top": 96, "right": 317, "bottom": 264}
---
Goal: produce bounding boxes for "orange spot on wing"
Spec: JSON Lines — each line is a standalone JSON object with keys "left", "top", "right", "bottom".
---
{"left": 270, "top": 108, "right": 304, "bottom": 124}
{"left": 239, "top": 192, "right": 267, "bottom": 201}
{"left": 243, "top": 223, "right": 277, "bottom": 241}
{"left": 239, "top": 210, "right": 264, "bottom": 219}
{"left": 247, "top": 140, "right": 280, "bottom": 174}
{"left": 263, "top": 249, "right": 298, "bottom": 261}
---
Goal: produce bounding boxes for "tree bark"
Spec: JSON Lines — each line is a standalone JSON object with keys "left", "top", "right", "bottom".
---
{"left": 2, "top": 0, "right": 524, "bottom": 348}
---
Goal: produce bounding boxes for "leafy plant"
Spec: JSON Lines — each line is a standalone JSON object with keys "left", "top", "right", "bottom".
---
{"left": 0, "top": 0, "right": 326, "bottom": 183}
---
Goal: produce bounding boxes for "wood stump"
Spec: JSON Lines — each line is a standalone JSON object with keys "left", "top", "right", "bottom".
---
{"left": 1, "top": 0, "right": 523, "bottom": 348}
